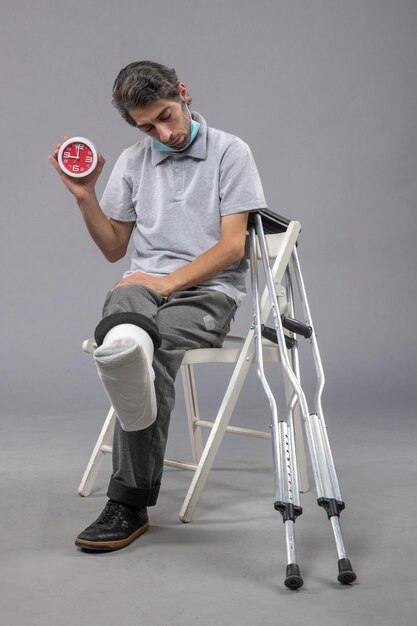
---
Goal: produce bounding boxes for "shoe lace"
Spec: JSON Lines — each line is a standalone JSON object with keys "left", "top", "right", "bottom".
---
{"left": 99, "top": 500, "right": 121, "bottom": 524}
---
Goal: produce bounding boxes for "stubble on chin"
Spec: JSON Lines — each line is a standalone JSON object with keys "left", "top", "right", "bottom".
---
{"left": 175, "top": 105, "right": 192, "bottom": 149}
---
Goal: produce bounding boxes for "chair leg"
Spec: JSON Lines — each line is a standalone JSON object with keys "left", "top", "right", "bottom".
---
{"left": 179, "top": 337, "right": 255, "bottom": 523}
{"left": 181, "top": 363, "right": 204, "bottom": 464}
{"left": 78, "top": 406, "right": 116, "bottom": 496}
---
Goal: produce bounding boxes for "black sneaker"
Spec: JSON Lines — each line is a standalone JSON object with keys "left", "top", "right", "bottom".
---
{"left": 75, "top": 500, "right": 149, "bottom": 551}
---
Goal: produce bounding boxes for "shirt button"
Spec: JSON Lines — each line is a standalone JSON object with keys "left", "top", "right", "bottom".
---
{"left": 175, "top": 168, "right": 180, "bottom": 173}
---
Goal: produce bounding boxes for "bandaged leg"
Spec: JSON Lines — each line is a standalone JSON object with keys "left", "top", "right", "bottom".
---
{"left": 93, "top": 313, "right": 162, "bottom": 432}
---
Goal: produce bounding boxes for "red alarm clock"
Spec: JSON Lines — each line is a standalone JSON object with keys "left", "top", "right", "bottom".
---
{"left": 58, "top": 136, "right": 98, "bottom": 178}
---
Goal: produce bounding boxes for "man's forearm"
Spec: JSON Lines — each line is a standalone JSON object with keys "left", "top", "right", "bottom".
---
{"left": 168, "top": 238, "right": 244, "bottom": 293}
{"left": 116, "top": 239, "right": 244, "bottom": 294}
{"left": 77, "top": 193, "right": 126, "bottom": 261}
{"left": 49, "top": 143, "right": 123, "bottom": 260}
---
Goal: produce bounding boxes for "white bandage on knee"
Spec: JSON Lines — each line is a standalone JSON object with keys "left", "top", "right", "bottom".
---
{"left": 93, "top": 324, "right": 157, "bottom": 431}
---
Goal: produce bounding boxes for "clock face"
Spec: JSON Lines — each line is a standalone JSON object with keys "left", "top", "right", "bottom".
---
{"left": 58, "top": 136, "right": 98, "bottom": 178}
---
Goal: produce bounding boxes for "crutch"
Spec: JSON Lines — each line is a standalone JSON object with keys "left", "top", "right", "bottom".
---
{"left": 249, "top": 210, "right": 356, "bottom": 589}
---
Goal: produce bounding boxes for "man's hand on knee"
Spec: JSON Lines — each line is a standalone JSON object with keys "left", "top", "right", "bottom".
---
{"left": 114, "top": 272, "right": 174, "bottom": 296}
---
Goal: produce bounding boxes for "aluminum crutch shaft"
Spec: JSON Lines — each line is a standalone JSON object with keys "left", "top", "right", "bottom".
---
{"left": 249, "top": 226, "right": 303, "bottom": 590}
{"left": 289, "top": 247, "right": 356, "bottom": 585}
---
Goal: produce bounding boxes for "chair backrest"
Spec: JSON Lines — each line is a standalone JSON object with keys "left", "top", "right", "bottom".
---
{"left": 253, "top": 221, "right": 301, "bottom": 325}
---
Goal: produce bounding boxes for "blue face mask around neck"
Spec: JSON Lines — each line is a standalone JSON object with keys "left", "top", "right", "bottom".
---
{"left": 153, "top": 107, "right": 200, "bottom": 153}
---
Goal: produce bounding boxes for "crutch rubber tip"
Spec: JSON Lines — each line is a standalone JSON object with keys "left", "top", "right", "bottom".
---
{"left": 285, "top": 563, "right": 304, "bottom": 590}
{"left": 337, "top": 558, "right": 357, "bottom": 585}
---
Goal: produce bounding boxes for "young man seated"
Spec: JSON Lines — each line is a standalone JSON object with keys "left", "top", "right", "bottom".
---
{"left": 50, "top": 60, "right": 267, "bottom": 551}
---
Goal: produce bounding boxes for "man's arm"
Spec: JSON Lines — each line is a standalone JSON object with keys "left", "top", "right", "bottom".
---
{"left": 49, "top": 137, "right": 134, "bottom": 262}
{"left": 76, "top": 194, "right": 135, "bottom": 262}
{"left": 116, "top": 211, "right": 249, "bottom": 295}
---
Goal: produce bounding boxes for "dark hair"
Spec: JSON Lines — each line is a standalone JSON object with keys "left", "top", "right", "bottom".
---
{"left": 112, "top": 60, "right": 190, "bottom": 127}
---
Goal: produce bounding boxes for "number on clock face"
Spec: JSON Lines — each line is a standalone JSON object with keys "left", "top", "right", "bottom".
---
{"left": 58, "top": 136, "right": 98, "bottom": 178}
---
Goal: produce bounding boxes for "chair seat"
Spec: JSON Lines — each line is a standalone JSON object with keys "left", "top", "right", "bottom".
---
{"left": 182, "top": 339, "right": 280, "bottom": 365}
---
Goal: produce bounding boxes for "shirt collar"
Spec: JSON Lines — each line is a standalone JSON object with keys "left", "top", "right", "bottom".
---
{"left": 151, "top": 111, "right": 208, "bottom": 166}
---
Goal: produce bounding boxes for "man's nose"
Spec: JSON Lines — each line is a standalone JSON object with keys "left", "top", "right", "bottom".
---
{"left": 156, "top": 124, "right": 172, "bottom": 143}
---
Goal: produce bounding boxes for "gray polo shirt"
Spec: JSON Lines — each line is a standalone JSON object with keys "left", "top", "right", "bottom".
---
{"left": 100, "top": 112, "right": 267, "bottom": 305}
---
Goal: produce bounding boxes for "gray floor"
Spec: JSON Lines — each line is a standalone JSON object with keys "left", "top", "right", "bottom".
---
{"left": 1, "top": 402, "right": 416, "bottom": 626}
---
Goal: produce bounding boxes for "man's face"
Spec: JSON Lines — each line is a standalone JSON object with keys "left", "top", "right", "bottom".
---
{"left": 128, "top": 91, "right": 191, "bottom": 150}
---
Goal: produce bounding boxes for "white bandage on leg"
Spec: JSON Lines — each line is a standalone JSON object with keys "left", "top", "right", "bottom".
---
{"left": 93, "top": 324, "right": 157, "bottom": 431}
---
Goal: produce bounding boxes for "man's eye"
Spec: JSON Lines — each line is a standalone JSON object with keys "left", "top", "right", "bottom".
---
{"left": 160, "top": 113, "right": 171, "bottom": 121}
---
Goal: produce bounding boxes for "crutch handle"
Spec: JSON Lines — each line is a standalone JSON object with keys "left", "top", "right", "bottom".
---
{"left": 281, "top": 314, "right": 313, "bottom": 339}
{"left": 261, "top": 325, "right": 296, "bottom": 349}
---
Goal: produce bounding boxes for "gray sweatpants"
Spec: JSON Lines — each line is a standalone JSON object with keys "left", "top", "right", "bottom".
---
{"left": 100, "top": 284, "right": 237, "bottom": 508}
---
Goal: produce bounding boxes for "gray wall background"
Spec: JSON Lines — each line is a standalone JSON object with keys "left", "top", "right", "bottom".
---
{"left": 1, "top": 0, "right": 416, "bottom": 417}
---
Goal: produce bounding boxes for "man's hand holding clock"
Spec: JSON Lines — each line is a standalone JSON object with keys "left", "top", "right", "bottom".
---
{"left": 49, "top": 136, "right": 105, "bottom": 201}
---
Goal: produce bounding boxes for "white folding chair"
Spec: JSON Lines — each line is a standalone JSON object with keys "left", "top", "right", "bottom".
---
{"left": 78, "top": 217, "right": 309, "bottom": 507}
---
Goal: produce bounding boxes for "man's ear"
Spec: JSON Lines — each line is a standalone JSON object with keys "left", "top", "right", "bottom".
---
{"left": 178, "top": 82, "right": 190, "bottom": 103}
